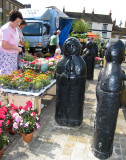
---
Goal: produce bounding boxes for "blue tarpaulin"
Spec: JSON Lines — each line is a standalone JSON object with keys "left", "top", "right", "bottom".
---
{"left": 59, "top": 19, "right": 73, "bottom": 47}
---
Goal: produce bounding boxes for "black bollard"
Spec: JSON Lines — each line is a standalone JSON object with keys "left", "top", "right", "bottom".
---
{"left": 55, "top": 37, "right": 87, "bottom": 127}
{"left": 99, "top": 43, "right": 105, "bottom": 58}
{"left": 93, "top": 42, "right": 98, "bottom": 57}
{"left": 93, "top": 39, "right": 126, "bottom": 159}
{"left": 82, "top": 41, "right": 95, "bottom": 80}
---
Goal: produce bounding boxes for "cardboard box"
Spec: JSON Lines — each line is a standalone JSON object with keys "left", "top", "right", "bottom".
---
{"left": 8, "top": 93, "right": 41, "bottom": 115}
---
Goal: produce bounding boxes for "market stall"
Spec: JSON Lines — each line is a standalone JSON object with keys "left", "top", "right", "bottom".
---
{"left": 0, "top": 56, "right": 62, "bottom": 115}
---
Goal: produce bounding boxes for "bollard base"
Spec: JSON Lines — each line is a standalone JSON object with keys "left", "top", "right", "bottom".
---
{"left": 55, "top": 117, "right": 82, "bottom": 127}
{"left": 92, "top": 147, "right": 113, "bottom": 160}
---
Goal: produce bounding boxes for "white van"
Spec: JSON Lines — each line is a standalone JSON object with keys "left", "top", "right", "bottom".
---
{"left": 22, "top": 20, "right": 50, "bottom": 53}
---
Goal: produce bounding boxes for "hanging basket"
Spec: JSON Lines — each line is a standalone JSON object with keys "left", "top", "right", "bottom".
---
{"left": 20, "top": 131, "right": 34, "bottom": 143}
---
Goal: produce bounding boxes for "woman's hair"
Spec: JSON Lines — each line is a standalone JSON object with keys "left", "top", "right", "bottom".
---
{"left": 20, "top": 20, "right": 26, "bottom": 26}
{"left": 53, "top": 31, "right": 57, "bottom": 35}
{"left": 9, "top": 10, "right": 23, "bottom": 22}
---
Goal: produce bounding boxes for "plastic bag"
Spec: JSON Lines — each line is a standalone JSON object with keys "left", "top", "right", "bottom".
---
{"left": 55, "top": 47, "right": 61, "bottom": 56}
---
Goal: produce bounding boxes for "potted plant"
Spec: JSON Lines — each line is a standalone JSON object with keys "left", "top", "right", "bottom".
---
{"left": 32, "top": 80, "right": 43, "bottom": 92}
{"left": 95, "top": 57, "right": 103, "bottom": 67}
{"left": 12, "top": 101, "right": 40, "bottom": 143}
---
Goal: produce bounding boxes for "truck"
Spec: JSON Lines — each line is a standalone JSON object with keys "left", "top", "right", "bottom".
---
{"left": 19, "top": 7, "right": 73, "bottom": 54}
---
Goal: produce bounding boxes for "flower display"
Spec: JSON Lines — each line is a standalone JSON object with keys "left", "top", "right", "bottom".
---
{"left": 0, "top": 102, "right": 10, "bottom": 149}
{"left": 0, "top": 69, "right": 52, "bottom": 91}
{"left": 95, "top": 57, "right": 103, "bottom": 64}
{"left": 12, "top": 101, "right": 40, "bottom": 135}
{"left": 0, "top": 56, "right": 62, "bottom": 92}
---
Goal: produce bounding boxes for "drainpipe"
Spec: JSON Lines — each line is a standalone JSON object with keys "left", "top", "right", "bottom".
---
{"left": 2, "top": 0, "right": 3, "bottom": 22}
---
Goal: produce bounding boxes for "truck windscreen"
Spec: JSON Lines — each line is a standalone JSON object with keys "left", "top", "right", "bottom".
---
{"left": 22, "top": 22, "right": 42, "bottom": 36}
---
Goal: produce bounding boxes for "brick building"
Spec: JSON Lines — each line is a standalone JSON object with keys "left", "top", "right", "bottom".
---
{"left": 0, "top": 0, "right": 24, "bottom": 25}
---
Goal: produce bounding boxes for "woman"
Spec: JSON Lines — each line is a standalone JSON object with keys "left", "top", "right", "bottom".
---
{"left": 0, "top": 10, "right": 23, "bottom": 75}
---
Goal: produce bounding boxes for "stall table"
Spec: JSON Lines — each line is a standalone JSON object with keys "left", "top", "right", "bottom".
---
{"left": 1, "top": 80, "right": 56, "bottom": 115}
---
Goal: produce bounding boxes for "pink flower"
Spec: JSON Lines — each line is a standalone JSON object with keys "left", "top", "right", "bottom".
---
{"left": 36, "top": 123, "right": 40, "bottom": 128}
{"left": 31, "top": 112, "right": 36, "bottom": 117}
{"left": 0, "top": 128, "right": 2, "bottom": 134}
{"left": 15, "top": 116, "right": 22, "bottom": 123}
{"left": 48, "top": 62, "right": 53, "bottom": 66}
{"left": 12, "top": 112, "right": 19, "bottom": 118}
{"left": 0, "top": 120, "right": 4, "bottom": 127}
{"left": 13, "top": 122, "right": 18, "bottom": 129}
{"left": 19, "top": 109, "right": 25, "bottom": 114}
{"left": 24, "top": 122, "right": 29, "bottom": 127}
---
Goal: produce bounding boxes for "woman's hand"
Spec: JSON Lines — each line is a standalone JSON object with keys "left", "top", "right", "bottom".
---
{"left": 17, "top": 47, "right": 22, "bottom": 52}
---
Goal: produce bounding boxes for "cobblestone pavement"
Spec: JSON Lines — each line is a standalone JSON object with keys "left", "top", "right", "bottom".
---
{"left": 0, "top": 64, "right": 126, "bottom": 160}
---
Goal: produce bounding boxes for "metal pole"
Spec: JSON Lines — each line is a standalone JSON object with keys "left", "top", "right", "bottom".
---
{"left": 119, "top": 20, "right": 122, "bottom": 39}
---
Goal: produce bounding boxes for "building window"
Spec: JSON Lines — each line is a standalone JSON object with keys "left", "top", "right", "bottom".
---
{"left": 11, "top": 4, "right": 13, "bottom": 11}
{"left": 89, "top": 23, "right": 92, "bottom": 29}
{"left": 6, "top": 15, "right": 9, "bottom": 22}
{"left": 102, "top": 32, "right": 107, "bottom": 38}
{"left": 102, "top": 24, "right": 108, "bottom": 30}
{"left": 6, "top": 1, "right": 9, "bottom": 10}
{"left": 15, "top": 6, "right": 17, "bottom": 10}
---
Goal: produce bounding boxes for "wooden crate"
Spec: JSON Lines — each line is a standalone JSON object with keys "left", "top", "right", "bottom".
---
{"left": 8, "top": 93, "right": 41, "bottom": 115}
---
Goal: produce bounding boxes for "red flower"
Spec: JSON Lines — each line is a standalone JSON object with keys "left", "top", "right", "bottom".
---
{"left": 19, "top": 106, "right": 23, "bottom": 110}
{"left": 0, "top": 128, "right": 2, "bottom": 134}
{"left": 6, "top": 120, "right": 10, "bottom": 126}
{"left": 0, "top": 120, "right": 4, "bottom": 127}
{"left": 31, "top": 112, "right": 36, "bottom": 117}
{"left": 23, "top": 105, "right": 28, "bottom": 111}
{"left": 0, "top": 114, "right": 6, "bottom": 119}
{"left": 26, "top": 101, "right": 32, "bottom": 109}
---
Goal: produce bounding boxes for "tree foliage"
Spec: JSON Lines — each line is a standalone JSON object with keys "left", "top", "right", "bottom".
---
{"left": 72, "top": 19, "right": 89, "bottom": 33}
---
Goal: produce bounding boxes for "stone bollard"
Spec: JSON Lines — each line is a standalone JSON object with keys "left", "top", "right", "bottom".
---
{"left": 82, "top": 41, "right": 95, "bottom": 80}
{"left": 55, "top": 37, "right": 87, "bottom": 127}
{"left": 93, "top": 39, "right": 126, "bottom": 159}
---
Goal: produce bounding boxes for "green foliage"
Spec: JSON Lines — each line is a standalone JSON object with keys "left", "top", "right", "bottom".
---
{"left": 71, "top": 33, "right": 88, "bottom": 39}
{"left": 0, "top": 135, "right": 9, "bottom": 149}
{"left": 72, "top": 19, "right": 89, "bottom": 33}
{"left": 24, "top": 40, "right": 30, "bottom": 51}
{"left": 22, "top": 54, "right": 35, "bottom": 62}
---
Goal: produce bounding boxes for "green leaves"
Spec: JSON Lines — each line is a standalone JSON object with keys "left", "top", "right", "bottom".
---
{"left": 72, "top": 19, "right": 89, "bottom": 33}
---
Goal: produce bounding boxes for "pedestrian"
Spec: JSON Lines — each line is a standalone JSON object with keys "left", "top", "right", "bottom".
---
{"left": 17, "top": 20, "right": 26, "bottom": 69}
{"left": 49, "top": 31, "right": 57, "bottom": 56}
{"left": 57, "top": 30, "right": 61, "bottom": 48}
{"left": 0, "top": 10, "right": 23, "bottom": 75}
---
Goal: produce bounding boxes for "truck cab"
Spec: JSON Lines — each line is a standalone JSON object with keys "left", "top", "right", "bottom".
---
{"left": 22, "top": 20, "right": 50, "bottom": 54}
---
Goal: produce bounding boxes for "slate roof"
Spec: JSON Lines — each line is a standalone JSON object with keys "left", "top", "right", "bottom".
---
{"left": 11, "top": 0, "right": 24, "bottom": 7}
{"left": 65, "top": 11, "right": 113, "bottom": 24}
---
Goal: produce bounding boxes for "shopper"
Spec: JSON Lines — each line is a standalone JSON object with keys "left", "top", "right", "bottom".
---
{"left": 49, "top": 31, "right": 57, "bottom": 56}
{"left": 57, "top": 30, "right": 61, "bottom": 48}
{"left": 0, "top": 10, "right": 23, "bottom": 75}
{"left": 17, "top": 20, "right": 26, "bottom": 69}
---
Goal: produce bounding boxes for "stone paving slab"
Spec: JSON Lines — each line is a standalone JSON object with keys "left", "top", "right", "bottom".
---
{"left": 0, "top": 64, "right": 126, "bottom": 160}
